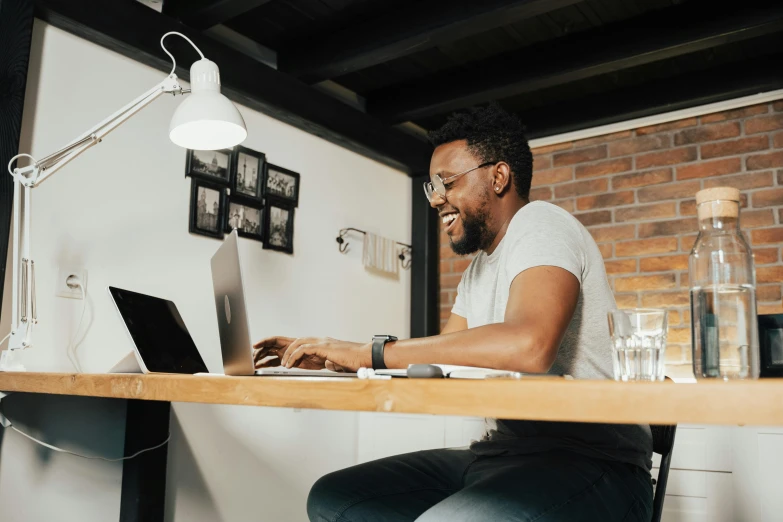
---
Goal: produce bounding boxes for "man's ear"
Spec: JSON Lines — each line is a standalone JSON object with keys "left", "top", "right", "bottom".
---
{"left": 492, "top": 162, "right": 512, "bottom": 194}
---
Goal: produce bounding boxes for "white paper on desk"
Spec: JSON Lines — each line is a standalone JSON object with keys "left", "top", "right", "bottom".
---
{"left": 435, "top": 365, "right": 514, "bottom": 379}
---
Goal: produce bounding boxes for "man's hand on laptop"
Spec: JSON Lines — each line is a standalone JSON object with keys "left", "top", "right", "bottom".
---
{"left": 253, "top": 336, "right": 372, "bottom": 372}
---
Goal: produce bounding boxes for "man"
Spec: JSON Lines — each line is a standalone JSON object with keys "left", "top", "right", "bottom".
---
{"left": 254, "top": 104, "right": 653, "bottom": 521}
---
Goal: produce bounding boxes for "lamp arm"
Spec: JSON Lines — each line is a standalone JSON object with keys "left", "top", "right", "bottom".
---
{"left": 1, "top": 31, "right": 235, "bottom": 372}
{"left": 16, "top": 28, "right": 205, "bottom": 185}
{"left": 5, "top": 73, "right": 184, "bottom": 355}
{"left": 18, "top": 74, "right": 184, "bottom": 188}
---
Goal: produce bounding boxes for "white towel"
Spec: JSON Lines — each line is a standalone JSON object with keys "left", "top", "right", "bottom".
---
{"left": 363, "top": 232, "right": 399, "bottom": 275}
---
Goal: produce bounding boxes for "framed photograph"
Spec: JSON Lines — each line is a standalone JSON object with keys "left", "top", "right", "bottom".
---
{"left": 225, "top": 198, "right": 264, "bottom": 241}
{"left": 189, "top": 179, "right": 226, "bottom": 239}
{"left": 232, "top": 146, "right": 265, "bottom": 202}
{"left": 263, "top": 199, "right": 295, "bottom": 254}
{"left": 186, "top": 148, "right": 233, "bottom": 185}
{"left": 263, "top": 163, "right": 300, "bottom": 207}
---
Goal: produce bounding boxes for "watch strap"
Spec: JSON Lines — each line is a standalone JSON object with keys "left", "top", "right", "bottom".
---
{"left": 371, "top": 335, "right": 397, "bottom": 370}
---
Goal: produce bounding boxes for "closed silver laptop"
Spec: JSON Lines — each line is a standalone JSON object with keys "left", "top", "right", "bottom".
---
{"left": 210, "top": 230, "right": 355, "bottom": 377}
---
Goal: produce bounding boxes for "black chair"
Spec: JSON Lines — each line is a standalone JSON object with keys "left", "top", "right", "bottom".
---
{"left": 649, "top": 424, "right": 677, "bottom": 522}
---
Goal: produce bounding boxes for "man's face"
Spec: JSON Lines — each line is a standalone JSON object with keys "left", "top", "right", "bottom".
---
{"left": 429, "top": 141, "right": 494, "bottom": 256}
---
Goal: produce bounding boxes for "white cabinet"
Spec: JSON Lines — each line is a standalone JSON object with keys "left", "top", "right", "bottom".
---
{"left": 653, "top": 425, "right": 733, "bottom": 472}
{"left": 656, "top": 424, "right": 783, "bottom": 522}
{"left": 652, "top": 425, "right": 735, "bottom": 522}
{"left": 732, "top": 426, "right": 783, "bottom": 522}
{"left": 659, "top": 470, "right": 734, "bottom": 522}
{"left": 756, "top": 433, "right": 783, "bottom": 521}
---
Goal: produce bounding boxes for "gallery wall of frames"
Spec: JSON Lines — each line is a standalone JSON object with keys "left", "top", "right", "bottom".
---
{"left": 186, "top": 146, "right": 300, "bottom": 254}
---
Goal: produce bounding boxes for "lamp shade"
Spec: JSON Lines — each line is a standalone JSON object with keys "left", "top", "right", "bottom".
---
{"left": 169, "top": 58, "right": 247, "bottom": 150}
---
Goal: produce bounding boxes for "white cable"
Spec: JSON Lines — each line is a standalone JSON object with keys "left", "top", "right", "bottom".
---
{"left": 160, "top": 32, "right": 206, "bottom": 77}
{"left": 67, "top": 283, "right": 87, "bottom": 373}
{"left": 10, "top": 425, "right": 170, "bottom": 462}
{"left": 7, "top": 153, "right": 38, "bottom": 178}
{"left": 0, "top": 331, "right": 10, "bottom": 349}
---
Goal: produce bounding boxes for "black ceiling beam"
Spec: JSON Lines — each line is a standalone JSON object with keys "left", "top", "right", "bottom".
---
{"left": 519, "top": 54, "right": 783, "bottom": 140}
{"left": 32, "top": 0, "right": 432, "bottom": 174}
{"left": 278, "top": 0, "right": 583, "bottom": 83}
{"left": 163, "top": 0, "right": 272, "bottom": 31}
{"left": 368, "top": 1, "right": 783, "bottom": 124}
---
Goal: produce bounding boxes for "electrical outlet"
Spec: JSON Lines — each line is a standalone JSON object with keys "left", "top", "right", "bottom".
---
{"left": 55, "top": 266, "right": 87, "bottom": 299}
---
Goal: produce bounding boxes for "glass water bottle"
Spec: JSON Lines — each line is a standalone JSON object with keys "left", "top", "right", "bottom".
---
{"left": 689, "top": 187, "right": 759, "bottom": 380}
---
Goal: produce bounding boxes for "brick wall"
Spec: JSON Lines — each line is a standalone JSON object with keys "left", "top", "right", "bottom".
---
{"left": 439, "top": 101, "right": 783, "bottom": 370}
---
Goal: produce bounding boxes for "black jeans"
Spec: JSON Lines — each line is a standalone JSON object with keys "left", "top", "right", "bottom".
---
{"left": 307, "top": 448, "right": 653, "bottom": 522}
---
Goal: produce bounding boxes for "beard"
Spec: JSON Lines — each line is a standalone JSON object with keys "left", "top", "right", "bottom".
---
{"left": 449, "top": 192, "right": 493, "bottom": 256}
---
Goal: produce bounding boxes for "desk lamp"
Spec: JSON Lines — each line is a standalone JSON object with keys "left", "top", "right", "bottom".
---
{"left": 2, "top": 32, "right": 247, "bottom": 371}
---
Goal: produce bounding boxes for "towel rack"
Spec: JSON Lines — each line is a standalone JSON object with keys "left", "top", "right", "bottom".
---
{"left": 336, "top": 228, "right": 412, "bottom": 270}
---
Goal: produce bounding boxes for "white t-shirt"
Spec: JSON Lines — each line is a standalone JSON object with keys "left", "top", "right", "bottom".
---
{"left": 453, "top": 201, "right": 652, "bottom": 470}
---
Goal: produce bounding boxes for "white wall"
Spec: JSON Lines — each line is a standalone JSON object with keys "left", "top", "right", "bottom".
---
{"left": 0, "top": 20, "right": 411, "bottom": 522}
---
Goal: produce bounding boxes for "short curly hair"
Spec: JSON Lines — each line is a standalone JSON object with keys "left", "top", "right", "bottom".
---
{"left": 429, "top": 103, "right": 533, "bottom": 199}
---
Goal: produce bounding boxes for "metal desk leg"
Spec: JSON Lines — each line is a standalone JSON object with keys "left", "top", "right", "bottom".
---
{"left": 120, "top": 400, "right": 171, "bottom": 522}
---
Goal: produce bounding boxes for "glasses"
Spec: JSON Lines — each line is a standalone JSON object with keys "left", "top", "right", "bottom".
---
{"left": 607, "top": 309, "right": 668, "bottom": 382}
{"left": 423, "top": 161, "right": 498, "bottom": 202}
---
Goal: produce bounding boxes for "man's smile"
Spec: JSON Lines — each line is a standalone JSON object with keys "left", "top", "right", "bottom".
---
{"left": 441, "top": 211, "right": 460, "bottom": 234}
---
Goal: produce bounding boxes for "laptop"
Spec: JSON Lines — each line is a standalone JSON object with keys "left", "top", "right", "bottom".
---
{"left": 210, "top": 230, "right": 356, "bottom": 377}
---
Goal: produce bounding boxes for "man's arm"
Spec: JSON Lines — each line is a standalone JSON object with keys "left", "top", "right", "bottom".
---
{"left": 384, "top": 265, "right": 579, "bottom": 373}
{"left": 263, "top": 265, "right": 579, "bottom": 372}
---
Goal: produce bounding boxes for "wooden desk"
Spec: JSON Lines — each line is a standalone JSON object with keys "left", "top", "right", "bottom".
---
{"left": 3, "top": 372, "right": 783, "bottom": 522}
{"left": 2, "top": 372, "right": 783, "bottom": 426}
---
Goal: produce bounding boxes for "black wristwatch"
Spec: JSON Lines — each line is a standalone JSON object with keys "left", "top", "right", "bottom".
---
{"left": 371, "top": 335, "right": 397, "bottom": 370}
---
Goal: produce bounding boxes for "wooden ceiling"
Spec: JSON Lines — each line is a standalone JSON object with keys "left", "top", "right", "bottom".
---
{"left": 35, "top": 0, "right": 783, "bottom": 172}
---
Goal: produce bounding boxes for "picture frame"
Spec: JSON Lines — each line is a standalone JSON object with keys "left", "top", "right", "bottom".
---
{"left": 263, "top": 198, "right": 295, "bottom": 254}
{"left": 185, "top": 148, "right": 233, "bottom": 186}
{"left": 231, "top": 146, "right": 266, "bottom": 203}
{"left": 189, "top": 178, "right": 226, "bottom": 240}
{"left": 225, "top": 197, "right": 264, "bottom": 242}
{"left": 263, "top": 163, "right": 300, "bottom": 207}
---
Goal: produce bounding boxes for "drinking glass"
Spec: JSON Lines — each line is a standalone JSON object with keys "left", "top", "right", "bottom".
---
{"left": 607, "top": 309, "right": 668, "bottom": 382}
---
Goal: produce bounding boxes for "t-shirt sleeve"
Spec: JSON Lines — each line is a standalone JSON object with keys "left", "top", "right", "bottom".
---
{"left": 451, "top": 274, "right": 468, "bottom": 318}
{"left": 504, "top": 212, "right": 585, "bottom": 284}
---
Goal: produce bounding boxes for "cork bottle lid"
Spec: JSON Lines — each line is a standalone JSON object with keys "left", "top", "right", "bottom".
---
{"left": 695, "top": 187, "right": 740, "bottom": 220}
{"left": 695, "top": 187, "right": 740, "bottom": 205}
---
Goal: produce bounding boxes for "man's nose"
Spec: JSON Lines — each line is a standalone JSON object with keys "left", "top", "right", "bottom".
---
{"left": 429, "top": 191, "right": 446, "bottom": 209}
